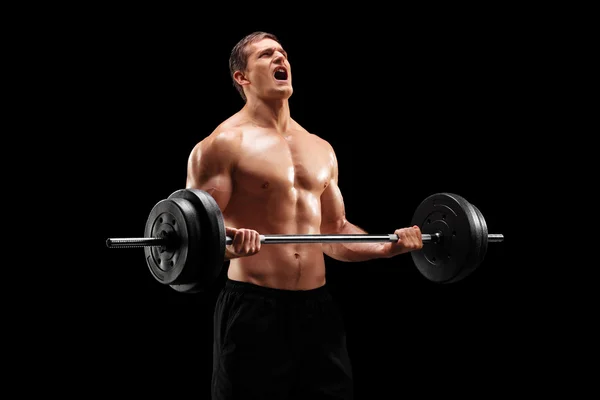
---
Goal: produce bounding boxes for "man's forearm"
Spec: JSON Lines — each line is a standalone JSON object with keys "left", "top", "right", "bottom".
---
{"left": 321, "top": 221, "right": 390, "bottom": 262}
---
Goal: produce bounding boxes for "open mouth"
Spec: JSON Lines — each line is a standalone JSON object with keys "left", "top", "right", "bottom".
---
{"left": 273, "top": 67, "right": 288, "bottom": 81}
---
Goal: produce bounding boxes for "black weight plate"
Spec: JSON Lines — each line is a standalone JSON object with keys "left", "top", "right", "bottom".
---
{"left": 169, "top": 281, "right": 204, "bottom": 294}
{"left": 471, "top": 203, "right": 488, "bottom": 269}
{"left": 144, "top": 197, "right": 201, "bottom": 285}
{"left": 168, "top": 188, "right": 226, "bottom": 293}
{"left": 441, "top": 196, "right": 485, "bottom": 284}
{"left": 410, "top": 193, "right": 483, "bottom": 284}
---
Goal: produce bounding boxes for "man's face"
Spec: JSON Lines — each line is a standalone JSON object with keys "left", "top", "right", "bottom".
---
{"left": 242, "top": 38, "right": 292, "bottom": 101}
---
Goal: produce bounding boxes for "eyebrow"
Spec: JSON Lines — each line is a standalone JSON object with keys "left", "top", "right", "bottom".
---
{"left": 257, "top": 47, "right": 287, "bottom": 57}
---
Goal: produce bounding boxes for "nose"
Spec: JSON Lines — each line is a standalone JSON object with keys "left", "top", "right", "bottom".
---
{"left": 273, "top": 51, "right": 285, "bottom": 63}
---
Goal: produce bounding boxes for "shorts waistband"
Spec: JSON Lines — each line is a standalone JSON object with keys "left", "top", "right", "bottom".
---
{"left": 223, "top": 278, "right": 330, "bottom": 301}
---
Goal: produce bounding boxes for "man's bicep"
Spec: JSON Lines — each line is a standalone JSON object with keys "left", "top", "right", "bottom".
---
{"left": 185, "top": 142, "right": 233, "bottom": 211}
{"left": 187, "top": 173, "right": 233, "bottom": 211}
{"left": 319, "top": 140, "right": 347, "bottom": 232}
{"left": 320, "top": 180, "right": 347, "bottom": 233}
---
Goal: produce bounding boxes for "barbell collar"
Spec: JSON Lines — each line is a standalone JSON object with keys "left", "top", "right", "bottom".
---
{"left": 488, "top": 234, "right": 504, "bottom": 242}
{"left": 106, "top": 237, "right": 169, "bottom": 248}
{"left": 106, "top": 231, "right": 178, "bottom": 249}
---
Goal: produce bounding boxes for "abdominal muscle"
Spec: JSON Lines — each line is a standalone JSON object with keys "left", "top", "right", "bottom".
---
{"left": 224, "top": 188, "right": 327, "bottom": 291}
{"left": 227, "top": 244, "right": 327, "bottom": 290}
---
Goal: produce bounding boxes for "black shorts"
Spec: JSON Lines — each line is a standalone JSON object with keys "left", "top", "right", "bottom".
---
{"left": 212, "top": 278, "right": 354, "bottom": 400}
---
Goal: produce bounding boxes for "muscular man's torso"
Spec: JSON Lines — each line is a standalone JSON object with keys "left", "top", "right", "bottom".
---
{"left": 217, "top": 114, "right": 335, "bottom": 290}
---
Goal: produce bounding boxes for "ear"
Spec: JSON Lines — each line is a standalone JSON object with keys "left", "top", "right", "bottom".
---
{"left": 233, "top": 70, "right": 250, "bottom": 86}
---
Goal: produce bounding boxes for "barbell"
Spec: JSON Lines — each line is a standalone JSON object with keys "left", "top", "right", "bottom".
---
{"left": 106, "top": 189, "right": 504, "bottom": 293}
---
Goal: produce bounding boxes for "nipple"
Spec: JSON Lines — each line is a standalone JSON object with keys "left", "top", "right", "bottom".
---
{"left": 262, "top": 182, "right": 270, "bottom": 189}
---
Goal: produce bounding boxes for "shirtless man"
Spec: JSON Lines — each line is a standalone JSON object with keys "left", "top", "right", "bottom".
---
{"left": 186, "top": 31, "right": 423, "bottom": 400}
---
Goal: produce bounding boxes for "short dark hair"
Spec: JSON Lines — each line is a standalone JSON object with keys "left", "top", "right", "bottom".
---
{"left": 229, "top": 31, "right": 280, "bottom": 102}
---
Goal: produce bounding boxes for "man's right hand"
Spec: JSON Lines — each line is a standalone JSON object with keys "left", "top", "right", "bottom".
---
{"left": 225, "top": 227, "right": 262, "bottom": 259}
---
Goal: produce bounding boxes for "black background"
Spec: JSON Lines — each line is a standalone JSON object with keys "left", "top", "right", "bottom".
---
{"left": 57, "top": 9, "right": 535, "bottom": 398}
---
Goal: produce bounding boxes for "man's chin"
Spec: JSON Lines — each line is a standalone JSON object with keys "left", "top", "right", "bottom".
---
{"left": 269, "top": 86, "right": 293, "bottom": 99}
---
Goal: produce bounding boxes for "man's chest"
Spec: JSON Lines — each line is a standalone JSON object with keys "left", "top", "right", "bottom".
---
{"left": 234, "top": 134, "right": 332, "bottom": 193}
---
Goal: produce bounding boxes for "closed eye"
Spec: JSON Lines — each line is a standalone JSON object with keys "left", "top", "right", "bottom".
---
{"left": 258, "top": 48, "right": 287, "bottom": 58}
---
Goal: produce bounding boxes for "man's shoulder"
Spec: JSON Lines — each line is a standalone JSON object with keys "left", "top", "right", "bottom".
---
{"left": 211, "top": 113, "right": 246, "bottom": 139}
{"left": 291, "top": 119, "right": 332, "bottom": 148}
{"left": 196, "top": 115, "right": 246, "bottom": 149}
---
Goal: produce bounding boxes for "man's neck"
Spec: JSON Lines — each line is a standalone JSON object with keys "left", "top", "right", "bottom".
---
{"left": 243, "top": 97, "right": 291, "bottom": 133}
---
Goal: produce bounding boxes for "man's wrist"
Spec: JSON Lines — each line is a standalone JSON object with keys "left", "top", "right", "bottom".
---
{"left": 224, "top": 247, "right": 238, "bottom": 260}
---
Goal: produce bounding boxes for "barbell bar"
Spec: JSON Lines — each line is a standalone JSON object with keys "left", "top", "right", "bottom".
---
{"left": 107, "top": 232, "right": 505, "bottom": 248}
{"left": 106, "top": 189, "right": 504, "bottom": 293}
